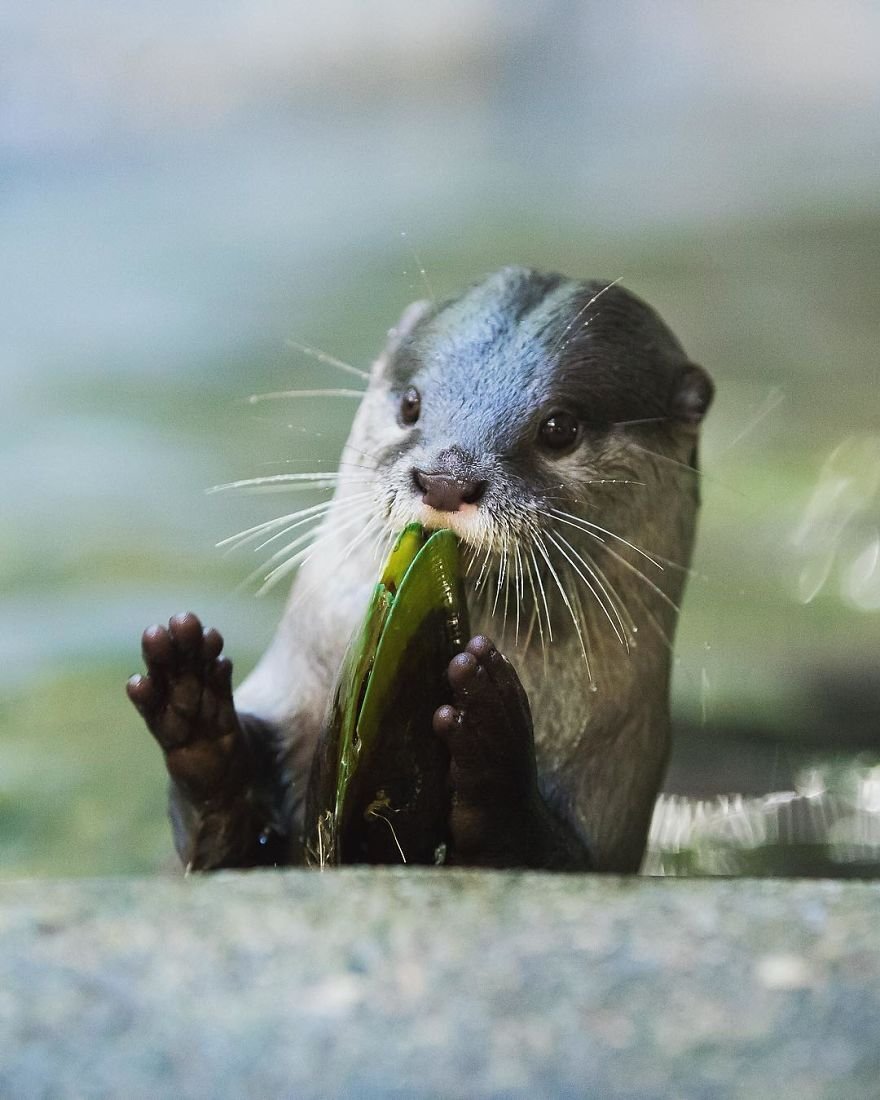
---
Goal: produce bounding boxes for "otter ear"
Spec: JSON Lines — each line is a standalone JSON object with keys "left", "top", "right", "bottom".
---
{"left": 385, "top": 299, "right": 432, "bottom": 356}
{"left": 671, "top": 363, "right": 714, "bottom": 427}
{"left": 372, "top": 299, "right": 433, "bottom": 381}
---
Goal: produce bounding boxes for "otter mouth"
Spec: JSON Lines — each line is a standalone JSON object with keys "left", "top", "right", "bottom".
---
{"left": 418, "top": 502, "right": 486, "bottom": 542}
{"left": 378, "top": 476, "right": 668, "bottom": 674}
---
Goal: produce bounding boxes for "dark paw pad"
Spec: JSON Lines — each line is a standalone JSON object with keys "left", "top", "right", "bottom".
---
{"left": 433, "top": 636, "right": 531, "bottom": 771}
{"left": 127, "top": 612, "right": 242, "bottom": 798}
{"left": 432, "top": 636, "right": 537, "bottom": 861}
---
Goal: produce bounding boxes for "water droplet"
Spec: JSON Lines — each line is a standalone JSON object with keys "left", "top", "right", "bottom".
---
{"left": 631, "top": 625, "right": 638, "bottom": 633}
{"left": 589, "top": 683, "right": 599, "bottom": 693}
{"left": 704, "top": 641, "right": 711, "bottom": 652}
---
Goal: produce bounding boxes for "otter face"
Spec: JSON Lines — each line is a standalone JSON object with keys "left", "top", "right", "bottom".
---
{"left": 365, "top": 267, "right": 713, "bottom": 570}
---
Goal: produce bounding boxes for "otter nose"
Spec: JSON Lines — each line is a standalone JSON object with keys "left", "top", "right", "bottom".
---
{"left": 413, "top": 470, "right": 487, "bottom": 512}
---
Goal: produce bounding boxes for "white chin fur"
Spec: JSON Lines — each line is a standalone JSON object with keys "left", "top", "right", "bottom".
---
{"left": 415, "top": 502, "right": 489, "bottom": 546}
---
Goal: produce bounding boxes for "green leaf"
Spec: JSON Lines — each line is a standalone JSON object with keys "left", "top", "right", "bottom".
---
{"left": 304, "top": 525, "right": 470, "bottom": 866}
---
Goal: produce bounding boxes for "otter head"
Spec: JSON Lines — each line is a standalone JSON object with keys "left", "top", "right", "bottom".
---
{"left": 351, "top": 266, "right": 713, "bottom": 646}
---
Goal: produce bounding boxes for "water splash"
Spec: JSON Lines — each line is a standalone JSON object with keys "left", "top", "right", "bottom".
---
{"left": 792, "top": 435, "right": 880, "bottom": 608}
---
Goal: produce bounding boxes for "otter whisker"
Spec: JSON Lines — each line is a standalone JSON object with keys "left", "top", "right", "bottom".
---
{"left": 513, "top": 541, "right": 525, "bottom": 645}
{"left": 256, "top": 450, "right": 379, "bottom": 474}
{"left": 581, "top": 549, "right": 671, "bottom": 660}
{"left": 585, "top": 478, "right": 646, "bottom": 487}
{"left": 596, "top": 565, "right": 675, "bottom": 657}
{"left": 612, "top": 417, "right": 671, "bottom": 429}
{"left": 248, "top": 526, "right": 330, "bottom": 592}
{"left": 334, "top": 460, "right": 382, "bottom": 476}
{"left": 480, "top": 553, "right": 496, "bottom": 622}
{"left": 566, "top": 573, "right": 593, "bottom": 680}
{"left": 474, "top": 538, "right": 494, "bottom": 595}
{"left": 625, "top": 442, "right": 747, "bottom": 501}
{"left": 557, "top": 500, "right": 700, "bottom": 579}
{"left": 518, "top": 534, "right": 543, "bottom": 659}
{"left": 288, "top": 510, "right": 388, "bottom": 608}
{"left": 251, "top": 491, "right": 376, "bottom": 554}
{"left": 496, "top": 545, "right": 510, "bottom": 645}
{"left": 284, "top": 338, "right": 371, "bottom": 382}
{"left": 208, "top": 472, "right": 349, "bottom": 493}
{"left": 238, "top": 480, "right": 373, "bottom": 497}
{"left": 223, "top": 505, "right": 332, "bottom": 558}
{"left": 252, "top": 516, "right": 356, "bottom": 591}
{"left": 631, "top": 548, "right": 702, "bottom": 579}
{"left": 235, "top": 531, "right": 316, "bottom": 595}
{"left": 341, "top": 441, "right": 384, "bottom": 465}
{"left": 253, "top": 459, "right": 343, "bottom": 471}
{"left": 333, "top": 512, "right": 387, "bottom": 572}
{"left": 492, "top": 534, "right": 508, "bottom": 619}
{"left": 259, "top": 504, "right": 378, "bottom": 595}
{"left": 546, "top": 529, "right": 628, "bottom": 650}
{"left": 593, "top": 540, "right": 682, "bottom": 617}
{"left": 628, "top": 587, "right": 676, "bottom": 654}
{"left": 551, "top": 276, "right": 623, "bottom": 356}
{"left": 521, "top": 600, "right": 538, "bottom": 658}
{"left": 524, "top": 546, "right": 549, "bottom": 668}
{"left": 546, "top": 508, "right": 663, "bottom": 570}
{"left": 527, "top": 543, "right": 553, "bottom": 646}
{"left": 257, "top": 499, "right": 373, "bottom": 581}
{"left": 548, "top": 480, "right": 646, "bottom": 496}
{"left": 534, "top": 533, "right": 591, "bottom": 677}
{"left": 400, "top": 229, "right": 437, "bottom": 303}
{"left": 462, "top": 542, "right": 474, "bottom": 577}
{"left": 217, "top": 499, "right": 338, "bottom": 551}
{"left": 548, "top": 521, "right": 678, "bottom": 650}
{"left": 715, "top": 387, "right": 783, "bottom": 458}
{"left": 362, "top": 519, "right": 384, "bottom": 568}
{"left": 558, "top": 531, "right": 634, "bottom": 644}
{"left": 501, "top": 544, "right": 513, "bottom": 643}
{"left": 247, "top": 388, "right": 366, "bottom": 405}
{"left": 627, "top": 441, "right": 702, "bottom": 476}
{"left": 580, "top": 551, "right": 638, "bottom": 634}
{"left": 373, "top": 522, "right": 397, "bottom": 565}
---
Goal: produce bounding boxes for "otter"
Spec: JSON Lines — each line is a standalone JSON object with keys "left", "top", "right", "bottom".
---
{"left": 127, "top": 267, "right": 713, "bottom": 872}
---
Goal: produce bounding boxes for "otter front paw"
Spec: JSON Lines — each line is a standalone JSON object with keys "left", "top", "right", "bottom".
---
{"left": 126, "top": 612, "right": 245, "bottom": 803}
{"left": 128, "top": 613, "right": 291, "bottom": 870}
{"left": 433, "top": 635, "right": 551, "bottom": 867}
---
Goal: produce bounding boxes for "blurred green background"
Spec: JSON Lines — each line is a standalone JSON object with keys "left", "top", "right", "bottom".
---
{"left": 2, "top": 2, "right": 879, "bottom": 877}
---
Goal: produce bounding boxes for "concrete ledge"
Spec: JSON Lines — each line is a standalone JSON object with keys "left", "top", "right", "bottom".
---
{"left": 2, "top": 870, "right": 879, "bottom": 1098}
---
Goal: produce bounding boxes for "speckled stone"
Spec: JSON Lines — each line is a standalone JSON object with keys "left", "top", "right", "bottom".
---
{"left": 2, "top": 870, "right": 879, "bottom": 1098}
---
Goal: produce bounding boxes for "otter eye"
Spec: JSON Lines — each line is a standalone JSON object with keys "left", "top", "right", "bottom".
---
{"left": 399, "top": 386, "right": 421, "bottom": 426}
{"left": 538, "top": 411, "right": 580, "bottom": 453}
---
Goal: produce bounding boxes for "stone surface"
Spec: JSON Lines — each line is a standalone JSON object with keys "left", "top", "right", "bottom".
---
{"left": 2, "top": 870, "right": 879, "bottom": 1098}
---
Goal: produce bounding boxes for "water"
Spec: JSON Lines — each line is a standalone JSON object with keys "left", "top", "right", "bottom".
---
{"left": 2, "top": 2, "right": 879, "bottom": 876}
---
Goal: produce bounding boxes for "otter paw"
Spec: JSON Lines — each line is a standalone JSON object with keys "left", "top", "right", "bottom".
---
{"left": 126, "top": 612, "right": 243, "bottom": 799}
{"left": 433, "top": 635, "right": 539, "bottom": 863}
